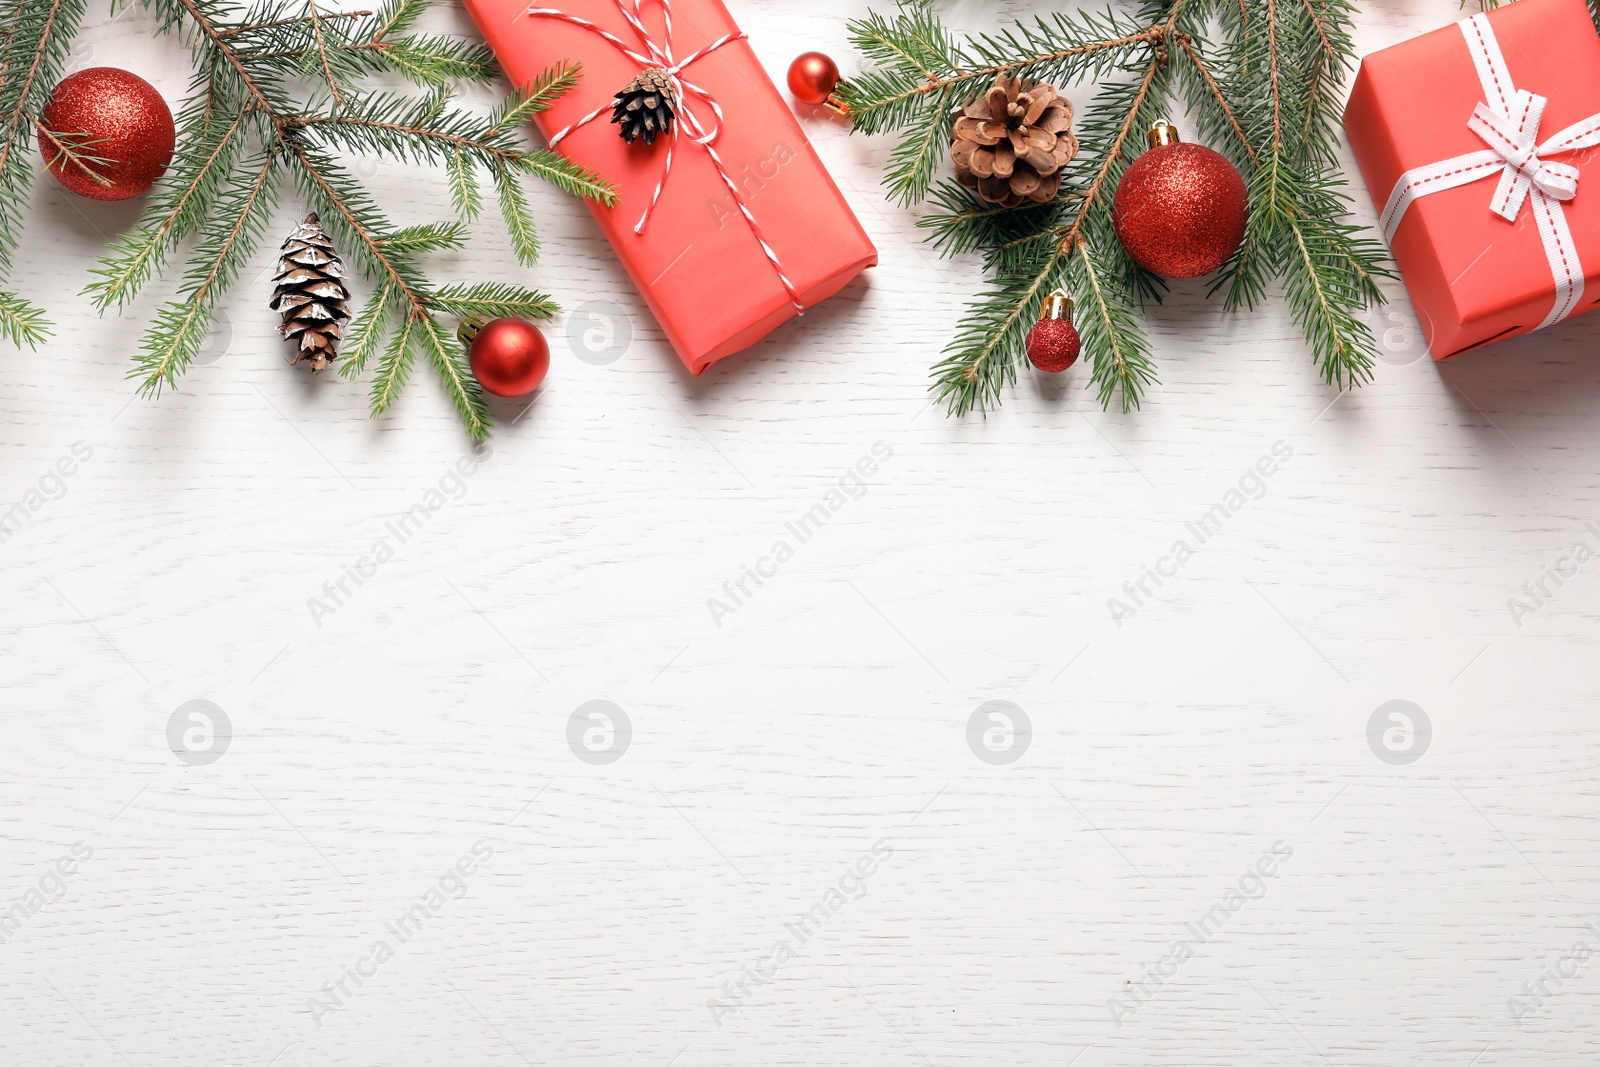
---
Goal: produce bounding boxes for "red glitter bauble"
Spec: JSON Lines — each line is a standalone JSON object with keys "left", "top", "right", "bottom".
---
{"left": 37, "top": 68, "right": 175, "bottom": 201}
{"left": 469, "top": 318, "right": 550, "bottom": 397}
{"left": 1026, "top": 318, "right": 1080, "bottom": 373}
{"left": 1112, "top": 138, "right": 1247, "bottom": 279}
{"left": 787, "top": 52, "right": 841, "bottom": 106}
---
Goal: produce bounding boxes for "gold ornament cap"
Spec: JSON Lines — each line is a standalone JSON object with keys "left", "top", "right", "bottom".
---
{"left": 457, "top": 316, "right": 488, "bottom": 347}
{"left": 1040, "top": 288, "right": 1072, "bottom": 321}
{"left": 1147, "top": 119, "right": 1181, "bottom": 148}
{"left": 824, "top": 78, "right": 851, "bottom": 116}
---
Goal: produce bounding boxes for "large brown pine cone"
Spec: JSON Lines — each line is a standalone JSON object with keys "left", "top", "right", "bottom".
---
{"left": 951, "top": 75, "right": 1078, "bottom": 208}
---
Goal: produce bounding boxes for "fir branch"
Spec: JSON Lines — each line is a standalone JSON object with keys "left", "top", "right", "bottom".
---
{"left": 216, "top": 8, "right": 368, "bottom": 38}
{"left": 1171, "top": 32, "right": 1256, "bottom": 165}
{"left": 378, "top": 219, "right": 466, "bottom": 252}
{"left": 845, "top": 9, "right": 1161, "bottom": 133}
{"left": 285, "top": 140, "right": 428, "bottom": 312}
{"left": 415, "top": 308, "right": 487, "bottom": 438}
{"left": 1069, "top": 235, "right": 1156, "bottom": 410}
{"left": 493, "top": 162, "right": 539, "bottom": 266}
{"left": 85, "top": 104, "right": 255, "bottom": 309}
{"left": 1056, "top": 55, "right": 1163, "bottom": 250}
{"left": 447, "top": 145, "right": 480, "bottom": 219}
{"left": 371, "top": 306, "right": 418, "bottom": 415}
{"left": 339, "top": 276, "right": 394, "bottom": 377}
{"left": 882, "top": 91, "right": 955, "bottom": 205}
{"left": 0, "top": 288, "right": 48, "bottom": 346}
{"left": 34, "top": 123, "right": 115, "bottom": 186}
{"left": 162, "top": 0, "right": 286, "bottom": 116}
{"left": 380, "top": 35, "right": 497, "bottom": 86}
{"left": 0, "top": 0, "right": 86, "bottom": 277}
{"left": 1281, "top": 209, "right": 1376, "bottom": 389}
{"left": 512, "top": 146, "right": 617, "bottom": 204}
{"left": 369, "top": 0, "right": 425, "bottom": 43}
{"left": 133, "top": 147, "right": 279, "bottom": 394}
{"left": 283, "top": 95, "right": 616, "bottom": 204}
{"left": 303, "top": 0, "right": 344, "bottom": 108}
{"left": 428, "top": 281, "right": 557, "bottom": 321}
{"left": 919, "top": 179, "right": 1064, "bottom": 258}
{"left": 488, "top": 61, "right": 581, "bottom": 131}
{"left": 1266, "top": 0, "right": 1283, "bottom": 149}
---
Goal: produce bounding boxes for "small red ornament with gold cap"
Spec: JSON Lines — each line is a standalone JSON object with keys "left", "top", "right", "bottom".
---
{"left": 459, "top": 316, "right": 550, "bottom": 397}
{"left": 1026, "top": 288, "right": 1080, "bottom": 372}
{"left": 787, "top": 52, "right": 849, "bottom": 114}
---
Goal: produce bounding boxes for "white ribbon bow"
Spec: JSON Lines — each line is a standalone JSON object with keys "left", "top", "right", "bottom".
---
{"left": 1381, "top": 12, "right": 1600, "bottom": 331}
{"left": 1468, "top": 91, "right": 1581, "bottom": 217}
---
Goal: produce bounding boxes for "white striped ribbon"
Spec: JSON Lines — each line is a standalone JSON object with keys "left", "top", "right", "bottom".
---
{"left": 520, "top": 0, "right": 805, "bottom": 313}
{"left": 1380, "top": 11, "right": 1600, "bottom": 331}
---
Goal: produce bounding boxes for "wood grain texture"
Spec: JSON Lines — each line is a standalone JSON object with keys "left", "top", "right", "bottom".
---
{"left": 3, "top": 1, "right": 1599, "bottom": 1065}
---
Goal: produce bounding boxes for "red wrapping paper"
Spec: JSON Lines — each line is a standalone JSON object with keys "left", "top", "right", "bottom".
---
{"left": 463, "top": 0, "right": 878, "bottom": 373}
{"left": 1343, "top": 0, "right": 1600, "bottom": 357}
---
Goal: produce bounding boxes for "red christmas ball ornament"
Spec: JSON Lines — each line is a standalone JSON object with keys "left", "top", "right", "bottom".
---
{"left": 1026, "top": 289, "right": 1080, "bottom": 372}
{"left": 1112, "top": 120, "right": 1247, "bottom": 279}
{"left": 461, "top": 317, "right": 550, "bottom": 397}
{"left": 36, "top": 67, "right": 175, "bottom": 201}
{"left": 787, "top": 51, "right": 841, "bottom": 106}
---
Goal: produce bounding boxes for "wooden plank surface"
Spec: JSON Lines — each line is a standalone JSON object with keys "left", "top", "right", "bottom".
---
{"left": 2, "top": 0, "right": 1598, "bottom": 1064}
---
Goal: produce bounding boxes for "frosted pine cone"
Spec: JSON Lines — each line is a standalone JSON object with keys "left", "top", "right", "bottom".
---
{"left": 269, "top": 212, "right": 350, "bottom": 372}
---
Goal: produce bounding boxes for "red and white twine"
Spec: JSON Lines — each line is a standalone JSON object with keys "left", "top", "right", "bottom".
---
{"left": 519, "top": 0, "right": 805, "bottom": 312}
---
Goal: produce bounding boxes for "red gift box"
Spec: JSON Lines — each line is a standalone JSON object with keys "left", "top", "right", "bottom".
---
{"left": 1344, "top": 0, "right": 1600, "bottom": 357}
{"left": 462, "top": 0, "right": 878, "bottom": 374}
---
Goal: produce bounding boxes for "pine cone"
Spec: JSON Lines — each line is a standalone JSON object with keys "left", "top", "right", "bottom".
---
{"left": 611, "top": 68, "right": 677, "bottom": 145}
{"left": 951, "top": 75, "right": 1078, "bottom": 208}
{"left": 270, "top": 212, "right": 350, "bottom": 372}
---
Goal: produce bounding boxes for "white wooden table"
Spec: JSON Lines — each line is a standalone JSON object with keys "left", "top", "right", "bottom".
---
{"left": 4, "top": 0, "right": 1599, "bottom": 1064}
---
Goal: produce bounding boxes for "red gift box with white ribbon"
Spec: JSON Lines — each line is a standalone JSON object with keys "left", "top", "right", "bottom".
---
{"left": 462, "top": 0, "right": 877, "bottom": 374}
{"left": 1344, "top": 0, "right": 1600, "bottom": 357}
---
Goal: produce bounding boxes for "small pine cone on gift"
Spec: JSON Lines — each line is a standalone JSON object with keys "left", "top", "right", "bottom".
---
{"left": 269, "top": 212, "right": 350, "bottom": 372}
{"left": 612, "top": 68, "right": 678, "bottom": 145}
{"left": 951, "top": 75, "right": 1078, "bottom": 208}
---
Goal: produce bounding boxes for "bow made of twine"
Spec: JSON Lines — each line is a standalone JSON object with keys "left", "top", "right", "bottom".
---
{"left": 1380, "top": 12, "right": 1600, "bottom": 331}
{"left": 520, "top": 0, "right": 804, "bottom": 312}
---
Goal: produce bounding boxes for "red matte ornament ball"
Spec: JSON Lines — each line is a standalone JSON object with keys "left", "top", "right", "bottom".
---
{"left": 787, "top": 52, "right": 841, "bottom": 105}
{"left": 469, "top": 318, "right": 550, "bottom": 397}
{"left": 1112, "top": 124, "right": 1247, "bottom": 279}
{"left": 37, "top": 67, "right": 175, "bottom": 201}
{"left": 1026, "top": 318, "right": 1080, "bottom": 373}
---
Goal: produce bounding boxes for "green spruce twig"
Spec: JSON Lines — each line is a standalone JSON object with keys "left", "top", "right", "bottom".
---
{"left": 0, "top": 0, "right": 87, "bottom": 345}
